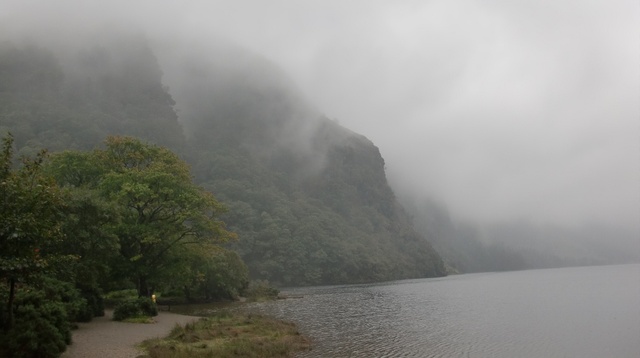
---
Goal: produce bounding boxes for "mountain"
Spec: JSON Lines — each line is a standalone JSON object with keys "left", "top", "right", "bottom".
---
{"left": 0, "top": 34, "right": 446, "bottom": 286}
{"left": 159, "top": 40, "right": 446, "bottom": 285}
{"left": 397, "top": 193, "right": 639, "bottom": 273}
{"left": 398, "top": 195, "right": 528, "bottom": 273}
{"left": 0, "top": 35, "right": 185, "bottom": 154}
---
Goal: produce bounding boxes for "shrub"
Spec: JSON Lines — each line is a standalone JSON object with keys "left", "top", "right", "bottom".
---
{"left": 138, "top": 297, "right": 158, "bottom": 317}
{"left": 243, "top": 280, "right": 279, "bottom": 301}
{"left": 0, "top": 289, "right": 71, "bottom": 358}
{"left": 113, "top": 297, "right": 158, "bottom": 321}
{"left": 78, "top": 285, "right": 105, "bottom": 317}
{"left": 0, "top": 277, "right": 96, "bottom": 357}
{"left": 169, "top": 249, "right": 250, "bottom": 302}
{"left": 200, "top": 250, "right": 249, "bottom": 301}
{"left": 103, "top": 289, "right": 138, "bottom": 307}
{"left": 36, "top": 276, "right": 92, "bottom": 323}
{"left": 113, "top": 300, "right": 140, "bottom": 321}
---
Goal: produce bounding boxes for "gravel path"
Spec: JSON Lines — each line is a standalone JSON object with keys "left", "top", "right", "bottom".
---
{"left": 61, "top": 310, "right": 200, "bottom": 358}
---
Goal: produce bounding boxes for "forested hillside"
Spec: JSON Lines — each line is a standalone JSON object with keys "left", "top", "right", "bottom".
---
{"left": 0, "top": 35, "right": 446, "bottom": 286}
{"left": 0, "top": 36, "right": 184, "bottom": 154}
{"left": 397, "top": 194, "right": 640, "bottom": 273}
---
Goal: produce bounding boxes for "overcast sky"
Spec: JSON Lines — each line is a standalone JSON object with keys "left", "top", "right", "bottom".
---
{"left": 2, "top": 0, "right": 639, "bottom": 229}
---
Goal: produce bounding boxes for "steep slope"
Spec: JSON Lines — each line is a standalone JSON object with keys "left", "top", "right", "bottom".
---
{"left": 397, "top": 193, "right": 639, "bottom": 273}
{"left": 0, "top": 35, "right": 446, "bottom": 286}
{"left": 162, "top": 43, "right": 446, "bottom": 285}
{"left": 0, "top": 37, "right": 185, "bottom": 154}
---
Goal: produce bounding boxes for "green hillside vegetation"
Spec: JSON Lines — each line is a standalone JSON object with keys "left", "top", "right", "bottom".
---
{"left": 399, "top": 194, "right": 640, "bottom": 273}
{"left": 0, "top": 36, "right": 446, "bottom": 289}
{"left": 0, "top": 37, "right": 185, "bottom": 155}
{"left": 1, "top": 133, "right": 248, "bottom": 356}
{"left": 168, "top": 47, "right": 446, "bottom": 285}
{"left": 398, "top": 196, "right": 528, "bottom": 273}
{"left": 0, "top": 35, "right": 446, "bottom": 355}
{"left": 46, "top": 136, "right": 240, "bottom": 296}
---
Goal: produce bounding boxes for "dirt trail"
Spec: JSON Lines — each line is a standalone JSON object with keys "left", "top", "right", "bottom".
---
{"left": 61, "top": 310, "right": 199, "bottom": 358}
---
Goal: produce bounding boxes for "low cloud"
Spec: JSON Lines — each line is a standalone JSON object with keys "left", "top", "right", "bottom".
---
{"left": 2, "top": 0, "right": 638, "bottom": 229}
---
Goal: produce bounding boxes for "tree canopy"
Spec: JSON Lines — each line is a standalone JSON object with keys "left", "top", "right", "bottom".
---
{"left": 0, "top": 134, "right": 67, "bottom": 329}
{"left": 48, "top": 136, "right": 236, "bottom": 296}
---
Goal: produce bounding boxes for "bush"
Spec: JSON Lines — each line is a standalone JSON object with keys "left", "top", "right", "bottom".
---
{"left": 113, "top": 300, "right": 140, "bottom": 321}
{"left": 200, "top": 250, "right": 249, "bottom": 301}
{"left": 0, "top": 289, "right": 71, "bottom": 358}
{"left": 244, "top": 280, "right": 279, "bottom": 301}
{"left": 0, "top": 276, "right": 98, "bottom": 357}
{"left": 103, "top": 289, "right": 138, "bottom": 307}
{"left": 138, "top": 297, "right": 158, "bottom": 317}
{"left": 78, "top": 285, "right": 105, "bottom": 317}
{"left": 169, "top": 249, "right": 249, "bottom": 302}
{"left": 113, "top": 297, "right": 158, "bottom": 321}
{"left": 36, "top": 276, "right": 92, "bottom": 323}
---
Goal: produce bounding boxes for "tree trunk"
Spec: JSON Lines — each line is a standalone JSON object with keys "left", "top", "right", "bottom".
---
{"left": 183, "top": 285, "right": 192, "bottom": 302}
{"left": 137, "top": 276, "right": 150, "bottom": 297}
{"left": 5, "top": 278, "right": 16, "bottom": 329}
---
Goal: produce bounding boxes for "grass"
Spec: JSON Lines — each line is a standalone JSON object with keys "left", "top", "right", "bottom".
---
{"left": 139, "top": 310, "right": 310, "bottom": 358}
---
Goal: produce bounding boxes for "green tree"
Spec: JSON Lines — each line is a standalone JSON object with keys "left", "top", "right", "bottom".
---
{"left": 193, "top": 248, "right": 249, "bottom": 301}
{"left": 161, "top": 246, "right": 249, "bottom": 301}
{"left": 49, "top": 136, "right": 236, "bottom": 297}
{"left": 0, "top": 133, "right": 66, "bottom": 329}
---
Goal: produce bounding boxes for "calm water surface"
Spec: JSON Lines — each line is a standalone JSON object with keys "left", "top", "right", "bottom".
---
{"left": 245, "top": 264, "right": 640, "bottom": 357}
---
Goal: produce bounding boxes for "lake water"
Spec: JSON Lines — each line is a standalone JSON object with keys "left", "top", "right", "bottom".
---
{"left": 245, "top": 264, "right": 640, "bottom": 357}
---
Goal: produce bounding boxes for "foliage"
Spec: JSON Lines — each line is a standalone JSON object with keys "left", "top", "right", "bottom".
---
{"left": 0, "top": 133, "right": 67, "bottom": 330}
{"left": 197, "top": 155, "right": 446, "bottom": 286}
{"left": 97, "top": 136, "right": 234, "bottom": 296}
{"left": 103, "top": 289, "right": 138, "bottom": 307}
{"left": 113, "top": 297, "right": 158, "bottom": 321}
{"left": 140, "top": 311, "right": 310, "bottom": 358}
{"left": 138, "top": 297, "right": 159, "bottom": 317}
{"left": 1, "top": 36, "right": 447, "bottom": 289}
{"left": 0, "top": 133, "right": 102, "bottom": 357}
{"left": 78, "top": 284, "right": 105, "bottom": 317}
{"left": 199, "top": 250, "right": 249, "bottom": 300}
{"left": 45, "top": 175, "right": 120, "bottom": 292}
{"left": 0, "top": 286, "right": 71, "bottom": 358}
{"left": 0, "top": 40, "right": 185, "bottom": 154}
{"left": 0, "top": 39, "right": 260, "bottom": 356}
{"left": 166, "top": 248, "right": 249, "bottom": 302}
{"left": 184, "top": 59, "right": 449, "bottom": 285}
{"left": 47, "top": 136, "right": 237, "bottom": 297}
{"left": 34, "top": 276, "right": 93, "bottom": 323}
{"left": 112, "top": 299, "right": 143, "bottom": 321}
{"left": 203, "top": 144, "right": 447, "bottom": 286}
{"left": 244, "top": 280, "right": 279, "bottom": 302}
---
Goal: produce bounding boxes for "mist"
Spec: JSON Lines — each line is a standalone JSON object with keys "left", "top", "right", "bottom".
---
{"left": 2, "top": 1, "right": 638, "bottom": 237}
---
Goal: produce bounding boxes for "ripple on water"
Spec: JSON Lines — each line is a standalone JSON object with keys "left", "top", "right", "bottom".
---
{"left": 247, "top": 264, "right": 640, "bottom": 358}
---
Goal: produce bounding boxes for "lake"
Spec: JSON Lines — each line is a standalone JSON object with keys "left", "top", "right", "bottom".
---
{"left": 244, "top": 264, "right": 640, "bottom": 357}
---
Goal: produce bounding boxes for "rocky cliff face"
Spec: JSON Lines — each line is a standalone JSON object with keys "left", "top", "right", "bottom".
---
{"left": 0, "top": 35, "right": 446, "bottom": 286}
